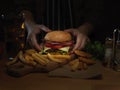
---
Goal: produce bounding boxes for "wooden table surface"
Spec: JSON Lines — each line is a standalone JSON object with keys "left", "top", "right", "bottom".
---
{"left": 0, "top": 57, "right": 120, "bottom": 90}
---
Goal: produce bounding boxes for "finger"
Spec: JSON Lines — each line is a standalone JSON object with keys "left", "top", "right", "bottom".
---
{"left": 64, "top": 29, "right": 73, "bottom": 33}
{"left": 81, "top": 36, "right": 90, "bottom": 47}
{"left": 65, "top": 29, "right": 80, "bottom": 37}
{"left": 78, "top": 36, "right": 90, "bottom": 50}
{"left": 26, "top": 33, "right": 32, "bottom": 45}
{"left": 26, "top": 32, "right": 31, "bottom": 41}
{"left": 79, "top": 39, "right": 86, "bottom": 50}
{"left": 38, "top": 25, "right": 51, "bottom": 32}
{"left": 72, "top": 35, "right": 82, "bottom": 51}
{"left": 31, "top": 35, "right": 42, "bottom": 51}
{"left": 64, "top": 29, "right": 76, "bottom": 36}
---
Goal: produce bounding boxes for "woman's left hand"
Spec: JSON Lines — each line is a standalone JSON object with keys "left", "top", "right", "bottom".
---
{"left": 64, "top": 28, "right": 90, "bottom": 51}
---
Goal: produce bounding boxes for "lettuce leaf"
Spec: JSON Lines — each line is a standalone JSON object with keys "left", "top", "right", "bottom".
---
{"left": 84, "top": 41, "right": 105, "bottom": 60}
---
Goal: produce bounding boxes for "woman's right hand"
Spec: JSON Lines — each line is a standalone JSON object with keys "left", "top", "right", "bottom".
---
{"left": 20, "top": 10, "right": 51, "bottom": 51}
{"left": 26, "top": 24, "right": 51, "bottom": 51}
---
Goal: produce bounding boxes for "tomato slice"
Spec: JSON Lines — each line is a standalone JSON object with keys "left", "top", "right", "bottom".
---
{"left": 45, "top": 43, "right": 63, "bottom": 49}
{"left": 45, "top": 43, "right": 52, "bottom": 47}
{"left": 62, "top": 40, "right": 74, "bottom": 46}
{"left": 45, "top": 40, "right": 74, "bottom": 49}
{"left": 51, "top": 45, "right": 63, "bottom": 49}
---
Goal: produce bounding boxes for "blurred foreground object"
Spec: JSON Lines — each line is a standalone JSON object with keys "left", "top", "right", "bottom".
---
{"left": 104, "top": 29, "right": 120, "bottom": 71}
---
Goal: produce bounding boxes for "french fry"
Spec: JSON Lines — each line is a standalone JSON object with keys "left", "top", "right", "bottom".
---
{"left": 24, "top": 54, "right": 37, "bottom": 66}
{"left": 74, "top": 50, "right": 92, "bottom": 58}
{"left": 42, "top": 54, "right": 71, "bottom": 60}
{"left": 32, "top": 53, "right": 47, "bottom": 65}
{"left": 18, "top": 51, "right": 27, "bottom": 64}
{"left": 47, "top": 53, "right": 64, "bottom": 63}
{"left": 69, "top": 59, "right": 80, "bottom": 71}
{"left": 25, "top": 54, "right": 34, "bottom": 61}
{"left": 77, "top": 61, "right": 84, "bottom": 70}
{"left": 25, "top": 49, "right": 37, "bottom": 55}
{"left": 6, "top": 55, "right": 18, "bottom": 66}
{"left": 83, "top": 63, "right": 88, "bottom": 70}
{"left": 18, "top": 50, "right": 36, "bottom": 66}
{"left": 69, "top": 59, "right": 79, "bottom": 66}
{"left": 50, "top": 55, "right": 71, "bottom": 60}
{"left": 79, "top": 57, "right": 95, "bottom": 65}
{"left": 35, "top": 53, "right": 49, "bottom": 63}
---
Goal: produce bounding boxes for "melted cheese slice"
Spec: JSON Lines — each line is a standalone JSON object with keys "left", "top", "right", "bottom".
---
{"left": 43, "top": 46, "right": 70, "bottom": 53}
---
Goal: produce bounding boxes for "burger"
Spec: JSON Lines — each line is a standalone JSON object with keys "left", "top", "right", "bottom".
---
{"left": 40, "top": 31, "right": 74, "bottom": 55}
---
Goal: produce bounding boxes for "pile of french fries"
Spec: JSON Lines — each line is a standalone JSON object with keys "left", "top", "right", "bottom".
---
{"left": 6, "top": 49, "right": 72, "bottom": 67}
{"left": 69, "top": 50, "right": 96, "bottom": 71}
{"left": 6, "top": 49, "right": 96, "bottom": 72}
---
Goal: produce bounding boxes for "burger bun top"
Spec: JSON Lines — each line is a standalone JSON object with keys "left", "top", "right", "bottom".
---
{"left": 44, "top": 31, "right": 72, "bottom": 42}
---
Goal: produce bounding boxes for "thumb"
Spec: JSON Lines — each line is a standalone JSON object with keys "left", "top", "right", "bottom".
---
{"left": 38, "top": 25, "right": 51, "bottom": 32}
{"left": 32, "top": 35, "right": 42, "bottom": 51}
{"left": 64, "top": 29, "right": 73, "bottom": 33}
{"left": 26, "top": 32, "right": 31, "bottom": 41}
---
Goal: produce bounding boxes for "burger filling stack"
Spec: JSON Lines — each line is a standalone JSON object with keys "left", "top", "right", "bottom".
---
{"left": 41, "top": 31, "right": 74, "bottom": 55}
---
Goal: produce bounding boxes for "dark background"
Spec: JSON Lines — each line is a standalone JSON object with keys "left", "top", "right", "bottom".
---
{"left": 0, "top": 0, "right": 120, "bottom": 42}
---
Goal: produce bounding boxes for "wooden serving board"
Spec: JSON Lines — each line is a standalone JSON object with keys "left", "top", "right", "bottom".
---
{"left": 49, "top": 61, "right": 103, "bottom": 79}
{"left": 6, "top": 54, "right": 76, "bottom": 77}
{"left": 6, "top": 54, "right": 102, "bottom": 79}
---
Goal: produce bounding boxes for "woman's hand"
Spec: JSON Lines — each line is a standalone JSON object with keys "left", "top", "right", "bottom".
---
{"left": 64, "top": 28, "right": 90, "bottom": 52}
{"left": 20, "top": 10, "right": 51, "bottom": 51}
{"left": 65, "top": 23, "right": 93, "bottom": 51}
{"left": 26, "top": 24, "right": 51, "bottom": 51}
